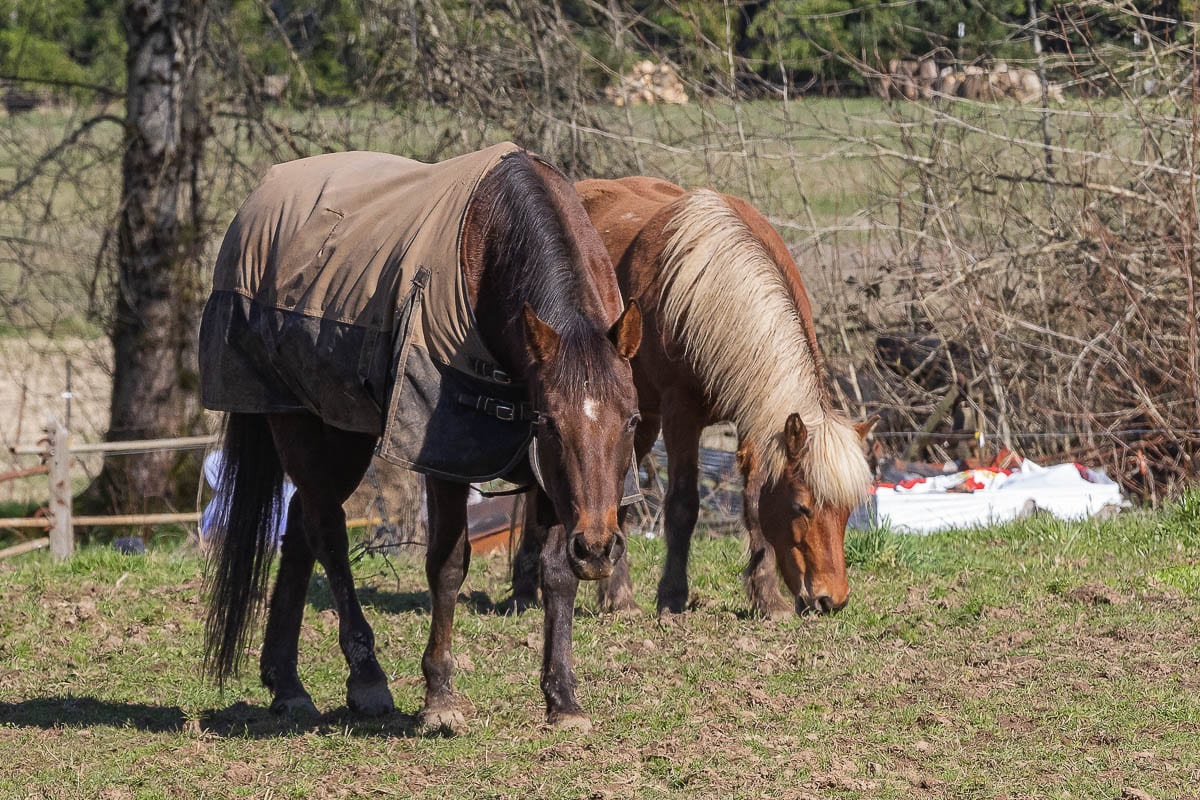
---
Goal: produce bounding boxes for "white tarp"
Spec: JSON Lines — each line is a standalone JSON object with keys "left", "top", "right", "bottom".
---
{"left": 200, "top": 450, "right": 297, "bottom": 546}
{"left": 850, "top": 460, "right": 1127, "bottom": 534}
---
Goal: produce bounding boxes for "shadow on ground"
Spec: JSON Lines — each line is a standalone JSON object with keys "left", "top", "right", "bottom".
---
{"left": 0, "top": 696, "right": 422, "bottom": 739}
{"left": 306, "top": 580, "right": 500, "bottom": 616}
{"left": 0, "top": 697, "right": 186, "bottom": 733}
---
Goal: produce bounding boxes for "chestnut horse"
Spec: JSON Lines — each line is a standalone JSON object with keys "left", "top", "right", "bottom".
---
{"left": 513, "top": 177, "right": 873, "bottom": 617}
{"left": 201, "top": 149, "right": 641, "bottom": 732}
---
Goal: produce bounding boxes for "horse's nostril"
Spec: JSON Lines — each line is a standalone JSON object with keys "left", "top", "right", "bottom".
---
{"left": 815, "top": 595, "right": 835, "bottom": 614}
{"left": 606, "top": 533, "right": 625, "bottom": 562}
{"left": 569, "top": 534, "right": 591, "bottom": 563}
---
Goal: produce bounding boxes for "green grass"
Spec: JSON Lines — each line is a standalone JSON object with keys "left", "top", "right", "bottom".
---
{"left": 2, "top": 495, "right": 1199, "bottom": 798}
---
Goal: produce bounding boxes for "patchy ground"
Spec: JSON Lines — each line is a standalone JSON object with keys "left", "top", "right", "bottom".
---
{"left": 1, "top": 498, "right": 1198, "bottom": 799}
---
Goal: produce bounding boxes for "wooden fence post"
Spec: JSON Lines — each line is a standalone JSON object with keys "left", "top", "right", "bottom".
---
{"left": 47, "top": 415, "right": 73, "bottom": 561}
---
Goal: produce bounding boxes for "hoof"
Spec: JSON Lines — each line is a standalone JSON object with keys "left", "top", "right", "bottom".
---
{"left": 749, "top": 593, "right": 796, "bottom": 620}
{"left": 347, "top": 681, "right": 395, "bottom": 717}
{"left": 270, "top": 694, "right": 320, "bottom": 719}
{"left": 548, "top": 712, "right": 592, "bottom": 733}
{"left": 656, "top": 593, "right": 688, "bottom": 617}
{"left": 417, "top": 706, "right": 467, "bottom": 736}
{"left": 656, "top": 606, "right": 687, "bottom": 626}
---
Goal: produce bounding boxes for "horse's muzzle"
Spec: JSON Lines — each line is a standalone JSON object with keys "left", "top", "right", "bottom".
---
{"left": 797, "top": 591, "right": 848, "bottom": 616}
{"left": 567, "top": 529, "right": 625, "bottom": 580}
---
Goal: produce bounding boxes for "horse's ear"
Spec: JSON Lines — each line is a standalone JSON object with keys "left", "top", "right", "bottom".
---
{"left": 523, "top": 304, "right": 560, "bottom": 364}
{"left": 608, "top": 301, "right": 641, "bottom": 360}
{"left": 855, "top": 415, "right": 880, "bottom": 441}
{"left": 784, "top": 413, "right": 807, "bottom": 461}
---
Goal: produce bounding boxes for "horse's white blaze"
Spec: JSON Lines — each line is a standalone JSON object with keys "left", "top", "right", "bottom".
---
{"left": 657, "top": 190, "right": 872, "bottom": 508}
{"left": 583, "top": 398, "right": 598, "bottom": 421}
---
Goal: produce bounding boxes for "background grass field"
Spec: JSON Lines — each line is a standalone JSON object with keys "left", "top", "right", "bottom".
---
{"left": 1, "top": 496, "right": 1198, "bottom": 799}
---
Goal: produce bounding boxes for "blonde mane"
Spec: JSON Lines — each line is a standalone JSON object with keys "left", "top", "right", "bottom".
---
{"left": 658, "top": 189, "right": 871, "bottom": 508}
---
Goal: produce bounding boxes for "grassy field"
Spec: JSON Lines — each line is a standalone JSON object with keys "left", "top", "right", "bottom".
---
{"left": 1, "top": 497, "right": 1198, "bottom": 799}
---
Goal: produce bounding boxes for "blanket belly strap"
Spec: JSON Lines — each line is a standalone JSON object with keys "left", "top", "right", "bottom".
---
{"left": 468, "top": 357, "right": 513, "bottom": 384}
{"left": 456, "top": 393, "right": 541, "bottom": 423}
{"left": 378, "top": 338, "right": 534, "bottom": 482}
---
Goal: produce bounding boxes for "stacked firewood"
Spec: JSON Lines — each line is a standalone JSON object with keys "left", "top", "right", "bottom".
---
{"left": 605, "top": 61, "right": 689, "bottom": 106}
{"left": 935, "top": 63, "right": 1065, "bottom": 104}
{"left": 877, "top": 59, "right": 1064, "bottom": 104}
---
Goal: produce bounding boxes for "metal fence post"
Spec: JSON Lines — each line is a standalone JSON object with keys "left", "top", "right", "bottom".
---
{"left": 47, "top": 415, "right": 73, "bottom": 561}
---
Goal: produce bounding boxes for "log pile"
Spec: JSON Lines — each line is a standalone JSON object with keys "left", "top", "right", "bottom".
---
{"left": 876, "top": 59, "right": 1064, "bottom": 104}
{"left": 935, "top": 63, "right": 1065, "bottom": 104}
{"left": 605, "top": 61, "right": 688, "bottom": 106}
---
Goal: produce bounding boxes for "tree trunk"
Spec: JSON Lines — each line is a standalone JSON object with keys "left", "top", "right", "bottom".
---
{"left": 96, "top": 0, "right": 210, "bottom": 511}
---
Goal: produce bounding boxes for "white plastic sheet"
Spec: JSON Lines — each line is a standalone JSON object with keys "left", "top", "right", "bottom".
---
{"left": 850, "top": 460, "right": 1128, "bottom": 534}
{"left": 200, "top": 450, "right": 297, "bottom": 546}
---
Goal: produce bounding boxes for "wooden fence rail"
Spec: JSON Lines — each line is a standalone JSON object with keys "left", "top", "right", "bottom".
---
{"left": 2, "top": 416, "right": 219, "bottom": 561}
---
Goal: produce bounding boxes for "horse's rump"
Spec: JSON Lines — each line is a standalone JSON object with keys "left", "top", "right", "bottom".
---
{"left": 199, "top": 143, "right": 533, "bottom": 481}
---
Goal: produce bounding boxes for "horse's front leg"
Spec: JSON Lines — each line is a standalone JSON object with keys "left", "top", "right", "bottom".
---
{"left": 596, "top": 412, "right": 661, "bottom": 613}
{"left": 739, "top": 448, "right": 791, "bottom": 618}
{"left": 419, "top": 477, "right": 471, "bottom": 734}
{"left": 657, "top": 406, "right": 703, "bottom": 615}
{"left": 539, "top": 517, "right": 589, "bottom": 730}
{"left": 260, "top": 494, "right": 319, "bottom": 718}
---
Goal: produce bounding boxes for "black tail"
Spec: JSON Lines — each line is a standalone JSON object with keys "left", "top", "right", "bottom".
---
{"left": 204, "top": 413, "right": 285, "bottom": 685}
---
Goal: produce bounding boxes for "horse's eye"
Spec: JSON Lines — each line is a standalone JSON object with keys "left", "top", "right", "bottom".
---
{"left": 792, "top": 501, "right": 811, "bottom": 517}
{"left": 541, "top": 417, "right": 559, "bottom": 437}
{"left": 625, "top": 413, "right": 641, "bottom": 432}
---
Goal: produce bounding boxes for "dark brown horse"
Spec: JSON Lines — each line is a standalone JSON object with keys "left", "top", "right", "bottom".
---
{"left": 199, "top": 146, "right": 640, "bottom": 733}
{"left": 513, "top": 177, "right": 874, "bottom": 618}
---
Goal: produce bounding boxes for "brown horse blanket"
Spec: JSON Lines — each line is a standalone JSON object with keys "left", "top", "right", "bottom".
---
{"left": 199, "top": 142, "right": 536, "bottom": 481}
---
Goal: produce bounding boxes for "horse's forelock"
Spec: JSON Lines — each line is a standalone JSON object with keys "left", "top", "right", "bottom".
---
{"left": 544, "top": 328, "right": 628, "bottom": 402}
{"left": 796, "top": 416, "right": 873, "bottom": 509}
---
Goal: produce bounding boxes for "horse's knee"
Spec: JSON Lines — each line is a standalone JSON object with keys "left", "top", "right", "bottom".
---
{"left": 540, "top": 556, "right": 577, "bottom": 594}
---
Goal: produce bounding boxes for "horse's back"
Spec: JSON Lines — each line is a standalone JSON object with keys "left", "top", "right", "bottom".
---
{"left": 212, "top": 149, "right": 486, "bottom": 332}
{"left": 576, "top": 178, "right": 684, "bottom": 255}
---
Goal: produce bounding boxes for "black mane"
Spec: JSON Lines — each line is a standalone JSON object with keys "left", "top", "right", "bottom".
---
{"left": 480, "top": 152, "right": 622, "bottom": 398}
{"left": 484, "top": 153, "right": 595, "bottom": 334}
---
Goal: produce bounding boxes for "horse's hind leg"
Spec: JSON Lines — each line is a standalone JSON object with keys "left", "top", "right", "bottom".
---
{"left": 506, "top": 492, "right": 542, "bottom": 612}
{"left": 419, "top": 476, "right": 471, "bottom": 734}
{"left": 260, "top": 493, "right": 319, "bottom": 718}
{"left": 269, "top": 414, "right": 393, "bottom": 716}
